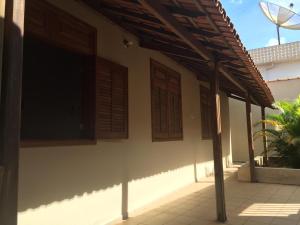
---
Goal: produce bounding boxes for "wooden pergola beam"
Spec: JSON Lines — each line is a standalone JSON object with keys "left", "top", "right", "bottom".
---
{"left": 246, "top": 93, "right": 256, "bottom": 182}
{"left": 0, "top": 0, "right": 25, "bottom": 225}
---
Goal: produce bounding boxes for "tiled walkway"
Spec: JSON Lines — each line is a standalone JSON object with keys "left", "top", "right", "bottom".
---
{"left": 116, "top": 168, "right": 300, "bottom": 225}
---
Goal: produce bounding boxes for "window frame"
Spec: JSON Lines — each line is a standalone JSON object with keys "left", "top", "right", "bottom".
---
{"left": 200, "top": 85, "right": 212, "bottom": 140}
{"left": 20, "top": 37, "right": 96, "bottom": 147}
{"left": 150, "top": 59, "right": 183, "bottom": 142}
{"left": 95, "top": 57, "right": 129, "bottom": 140}
{"left": 21, "top": 0, "right": 97, "bottom": 147}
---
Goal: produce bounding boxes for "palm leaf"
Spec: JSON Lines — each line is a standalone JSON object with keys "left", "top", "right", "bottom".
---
{"left": 253, "top": 129, "right": 281, "bottom": 140}
{"left": 255, "top": 95, "right": 300, "bottom": 168}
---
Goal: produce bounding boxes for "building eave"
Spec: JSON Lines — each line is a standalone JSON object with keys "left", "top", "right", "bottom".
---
{"left": 83, "top": 0, "right": 274, "bottom": 107}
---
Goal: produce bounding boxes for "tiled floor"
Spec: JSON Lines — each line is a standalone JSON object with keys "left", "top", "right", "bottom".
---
{"left": 116, "top": 168, "right": 300, "bottom": 225}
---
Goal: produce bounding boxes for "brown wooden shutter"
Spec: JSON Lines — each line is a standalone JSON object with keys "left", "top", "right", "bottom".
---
{"left": 151, "top": 66, "right": 169, "bottom": 140}
{"left": 168, "top": 75, "right": 183, "bottom": 139}
{"left": 96, "top": 57, "right": 128, "bottom": 139}
{"left": 151, "top": 59, "right": 183, "bottom": 141}
{"left": 25, "top": 0, "right": 97, "bottom": 56}
{"left": 200, "top": 86, "right": 212, "bottom": 140}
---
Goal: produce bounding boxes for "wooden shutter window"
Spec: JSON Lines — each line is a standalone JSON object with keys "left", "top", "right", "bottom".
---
{"left": 200, "top": 86, "right": 212, "bottom": 140}
{"left": 96, "top": 58, "right": 128, "bottom": 139}
{"left": 25, "top": 0, "right": 97, "bottom": 56}
{"left": 151, "top": 59, "right": 183, "bottom": 141}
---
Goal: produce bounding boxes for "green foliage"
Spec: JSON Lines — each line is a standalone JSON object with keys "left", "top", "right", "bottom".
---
{"left": 255, "top": 96, "right": 300, "bottom": 168}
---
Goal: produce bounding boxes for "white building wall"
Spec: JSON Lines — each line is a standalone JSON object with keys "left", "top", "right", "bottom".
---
{"left": 267, "top": 79, "right": 300, "bottom": 101}
{"left": 258, "top": 61, "right": 300, "bottom": 81}
{"left": 229, "top": 100, "right": 263, "bottom": 162}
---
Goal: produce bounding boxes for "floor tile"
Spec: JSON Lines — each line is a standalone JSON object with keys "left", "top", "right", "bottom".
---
{"left": 116, "top": 168, "right": 300, "bottom": 225}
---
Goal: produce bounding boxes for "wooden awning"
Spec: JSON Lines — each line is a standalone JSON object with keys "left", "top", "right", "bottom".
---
{"left": 83, "top": 0, "right": 274, "bottom": 107}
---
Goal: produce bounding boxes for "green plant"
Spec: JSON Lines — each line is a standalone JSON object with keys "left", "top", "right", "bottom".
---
{"left": 255, "top": 95, "right": 300, "bottom": 168}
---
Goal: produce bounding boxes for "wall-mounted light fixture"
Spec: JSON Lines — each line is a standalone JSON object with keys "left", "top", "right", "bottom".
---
{"left": 123, "top": 38, "right": 133, "bottom": 48}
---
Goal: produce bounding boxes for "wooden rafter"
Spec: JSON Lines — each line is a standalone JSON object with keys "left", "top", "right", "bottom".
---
{"left": 165, "top": 4, "right": 206, "bottom": 18}
{"left": 99, "top": 3, "right": 161, "bottom": 24}
{"left": 186, "top": 26, "right": 220, "bottom": 37}
{"left": 227, "top": 93, "right": 259, "bottom": 106}
{"left": 140, "top": 39, "right": 207, "bottom": 63}
{"left": 218, "top": 66, "right": 247, "bottom": 93}
{"left": 116, "top": 17, "right": 176, "bottom": 37}
{"left": 138, "top": 0, "right": 213, "bottom": 61}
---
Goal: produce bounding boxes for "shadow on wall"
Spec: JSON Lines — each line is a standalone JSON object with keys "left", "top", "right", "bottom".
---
{"left": 18, "top": 140, "right": 216, "bottom": 214}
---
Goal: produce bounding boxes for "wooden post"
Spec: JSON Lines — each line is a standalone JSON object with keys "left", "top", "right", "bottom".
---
{"left": 210, "top": 62, "right": 227, "bottom": 222}
{"left": 0, "top": 0, "right": 6, "bottom": 93}
{"left": 0, "top": 0, "right": 25, "bottom": 225}
{"left": 246, "top": 93, "right": 256, "bottom": 182}
{"left": 261, "top": 107, "right": 268, "bottom": 165}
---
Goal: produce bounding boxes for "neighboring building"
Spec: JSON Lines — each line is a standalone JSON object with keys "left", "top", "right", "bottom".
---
{"left": 230, "top": 42, "right": 300, "bottom": 162}
{"left": 251, "top": 42, "right": 300, "bottom": 82}
{"left": 0, "top": 1, "right": 273, "bottom": 225}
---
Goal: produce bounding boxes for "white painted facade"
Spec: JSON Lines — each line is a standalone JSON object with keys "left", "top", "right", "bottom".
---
{"left": 250, "top": 41, "right": 300, "bottom": 82}
{"left": 258, "top": 60, "right": 300, "bottom": 81}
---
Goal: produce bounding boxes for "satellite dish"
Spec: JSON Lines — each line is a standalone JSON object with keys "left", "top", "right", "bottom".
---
{"left": 259, "top": 1, "right": 300, "bottom": 45}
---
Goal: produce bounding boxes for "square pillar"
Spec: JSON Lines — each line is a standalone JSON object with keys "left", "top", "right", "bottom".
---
{"left": 0, "top": 0, "right": 25, "bottom": 225}
{"left": 246, "top": 93, "right": 256, "bottom": 182}
{"left": 210, "top": 62, "right": 227, "bottom": 222}
{"left": 261, "top": 106, "right": 268, "bottom": 165}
